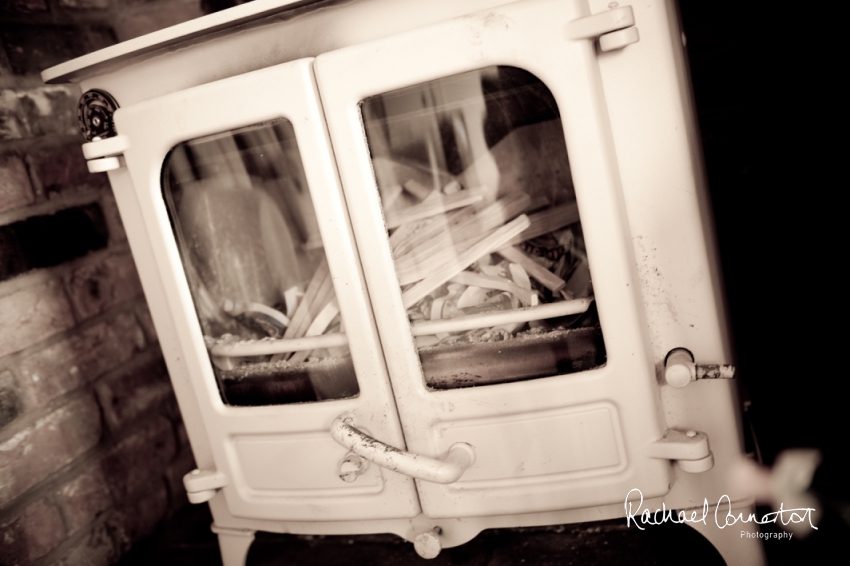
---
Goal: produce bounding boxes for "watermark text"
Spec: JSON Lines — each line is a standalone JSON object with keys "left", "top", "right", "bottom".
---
{"left": 624, "top": 488, "right": 817, "bottom": 532}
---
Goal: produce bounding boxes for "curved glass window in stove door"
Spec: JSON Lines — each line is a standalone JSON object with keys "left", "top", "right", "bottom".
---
{"left": 162, "top": 120, "right": 358, "bottom": 406}
{"left": 361, "top": 66, "right": 606, "bottom": 390}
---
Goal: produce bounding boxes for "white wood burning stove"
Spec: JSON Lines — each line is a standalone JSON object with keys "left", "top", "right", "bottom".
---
{"left": 43, "top": 1, "right": 766, "bottom": 564}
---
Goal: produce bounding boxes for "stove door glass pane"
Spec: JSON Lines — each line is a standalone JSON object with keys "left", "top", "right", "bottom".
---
{"left": 162, "top": 119, "right": 359, "bottom": 405}
{"left": 361, "top": 66, "right": 606, "bottom": 390}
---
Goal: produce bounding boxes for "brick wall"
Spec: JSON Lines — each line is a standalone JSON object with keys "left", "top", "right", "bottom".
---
{"left": 0, "top": 1, "right": 224, "bottom": 565}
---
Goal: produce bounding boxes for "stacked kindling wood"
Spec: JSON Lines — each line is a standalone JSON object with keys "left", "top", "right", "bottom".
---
{"left": 384, "top": 172, "right": 591, "bottom": 348}
{"left": 270, "top": 257, "right": 343, "bottom": 364}
{"left": 205, "top": 175, "right": 592, "bottom": 370}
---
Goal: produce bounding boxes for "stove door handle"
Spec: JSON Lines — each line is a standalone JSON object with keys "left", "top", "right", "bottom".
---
{"left": 331, "top": 413, "right": 475, "bottom": 484}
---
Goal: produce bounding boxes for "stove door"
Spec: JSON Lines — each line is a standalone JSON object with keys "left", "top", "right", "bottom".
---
{"left": 315, "top": 0, "right": 671, "bottom": 518}
{"left": 114, "top": 59, "right": 420, "bottom": 521}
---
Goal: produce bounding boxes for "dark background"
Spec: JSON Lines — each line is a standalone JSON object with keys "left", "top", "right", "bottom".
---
{"left": 677, "top": 3, "right": 836, "bottom": 461}
{"left": 678, "top": 2, "right": 844, "bottom": 562}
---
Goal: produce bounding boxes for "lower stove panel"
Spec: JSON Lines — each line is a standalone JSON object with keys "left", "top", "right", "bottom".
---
{"left": 434, "top": 403, "right": 625, "bottom": 488}
{"left": 232, "top": 431, "right": 384, "bottom": 496}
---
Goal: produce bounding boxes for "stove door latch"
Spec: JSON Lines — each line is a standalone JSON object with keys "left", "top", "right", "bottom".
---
{"left": 183, "top": 468, "right": 228, "bottom": 503}
{"left": 565, "top": 4, "right": 640, "bottom": 52}
{"left": 331, "top": 413, "right": 475, "bottom": 484}
{"left": 648, "top": 429, "right": 715, "bottom": 473}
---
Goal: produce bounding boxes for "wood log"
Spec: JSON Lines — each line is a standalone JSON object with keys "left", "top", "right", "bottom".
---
{"left": 289, "top": 298, "right": 340, "bottom": 364}
{"left": 453, "top": 191, "right": 530, "bottom": 241}
{"left": 393, "top": 192, "right": 535, "bottom": 259}
{"left": 504, "top": 202, "right": 580, "bottom": 246}
{"left": 283, "top": 259, "right": 332, "bottom": 341}
{"left": 455, "top": 285, "right": 490, "bottom": 309}
{"left": 401, "top": 214, "right": 530, "bottom": 308}
{"left": 389, "top": 216, "right": 428, "bottom": 252}
{"left": 384, "top": 188, "right": 483, "bottom": 229}
{"left": 396, "top": 228, "right": 492, "bottom": 286}
{"left": 391, "top": 206, "right": 475, "bottom": 257}
{"left": 394, "top": 192, "right": 532, "bottom": 285}
{"left": 449, "top": 271, "right": 536, "bottom": 306}
{"left": 508, "top": 263, "right": 537, "bottom": 306}
{"left": 270, "top": 259, "right": 334, "bottom": 362}
{"left": 283, "top": 285, "right": 303, "bottom": 319}
{"left": 497, "top": 245, "right": 566, "bottom": 293}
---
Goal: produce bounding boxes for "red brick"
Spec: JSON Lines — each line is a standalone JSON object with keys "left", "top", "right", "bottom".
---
{"left": 0, "top": 279, "right": 76, "bottom": 358}
{"left": 19, "top": 311, "right": 146, "bottom": 407}
{"left": 0, "top": 86, "right": 79, "bottom": 139}
{"left": 95, "top": 358, "right": 172, "bottom": 431}
{"left": 54, "top": 519, "right": 118, "bottom": 566}
{"left": 0, "top": 394, "right": 102, "bottom": 506}
{"left": 20, "top": 87, "right": 78, "bottom": 138}
{"left": 56, "top": 463, "right": 113, "bottom": 534}
{"left": 0, "top": 91, "right": 25, "bottom": 140}
{"left": 0, "top": 118, "right": 23, "bottom": 141}
{"left": 100, "top": 415, "right": 176, "bottom": 501}
{"left": 28, "top": 142, "right": 108, "bottom": 197}
{"left": 0, "top": 153, "right": 34, "bottom": 213}
{"left": 64, "top": 253, "right": 144, "bottom": 320}
{"left": 0, "top": 498, "right": 66, "bottom": 564}
{"left": 0, "top": 369, "right": 22, "bottom": 430}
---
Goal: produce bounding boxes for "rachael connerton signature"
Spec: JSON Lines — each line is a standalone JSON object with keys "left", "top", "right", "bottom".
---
{"left": 624, "top": 488, "right": 818, "bottom": 531}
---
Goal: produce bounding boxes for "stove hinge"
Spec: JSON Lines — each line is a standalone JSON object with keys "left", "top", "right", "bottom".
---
{"left": 82, "top": 134, "right": 129, "bottom": 174}
{"left": 648, "top": 429, "right": 714, "bottom": 473}
{"left": 183, "top": 468, "right": 228, "bottom": 503}
{"left": 565, "top": 4, "right": 640, "bottom": 52}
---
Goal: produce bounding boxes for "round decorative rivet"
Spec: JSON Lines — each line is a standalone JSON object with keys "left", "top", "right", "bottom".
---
{"left": 414, "top": 531, "right": 441, "bottom": 559}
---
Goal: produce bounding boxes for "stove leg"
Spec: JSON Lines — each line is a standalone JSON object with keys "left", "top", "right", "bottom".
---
{"left": 212, "top": 525, "right": 255, "bottom": 566}
{"left": 684, "top": 507, "right": 767, "bottom": 566}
